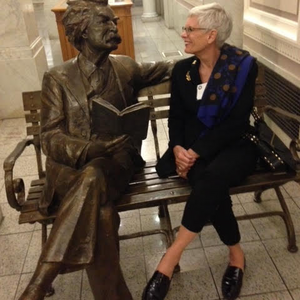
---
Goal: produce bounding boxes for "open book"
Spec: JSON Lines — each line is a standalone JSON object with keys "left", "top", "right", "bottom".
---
{"left": 91, "top": 97, "right": 150, "bottom": 140}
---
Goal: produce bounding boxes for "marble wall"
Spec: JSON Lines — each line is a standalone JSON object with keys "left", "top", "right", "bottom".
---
{"left": 44, "top": 0, "right": 60, "bottom": 40}
{"left": 166, "top": 0, "right": 244, "bottom": 48}
{"left": 0, "top": 0, "right": 48, "bottom": 119}
{"left": 243, "top": 0, "right": 300, "bottom": 88}
{"left": 243, "top": 0, "right": 300, "bottom": 144}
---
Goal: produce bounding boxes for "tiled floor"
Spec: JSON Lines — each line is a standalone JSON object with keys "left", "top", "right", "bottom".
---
{"left": 1, "top": 6, "right": 300, "bottom": 300}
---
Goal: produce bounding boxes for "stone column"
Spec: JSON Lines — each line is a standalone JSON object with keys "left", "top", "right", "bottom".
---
{"left": 0, "top": 0, "right": 48, "bottom": 119}
{"left": 33, "top": 0, "right": 54, "bottom": 68}
{"left": 141, "top": 0, "right": 160, "bottom": 22}
{"left": 163, "top": 0, "right": 174, "bottom": 28}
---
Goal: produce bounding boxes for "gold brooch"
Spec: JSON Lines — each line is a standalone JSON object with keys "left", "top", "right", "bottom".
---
{"left": 186, "top": 71, "right": 191, "bottom": 81}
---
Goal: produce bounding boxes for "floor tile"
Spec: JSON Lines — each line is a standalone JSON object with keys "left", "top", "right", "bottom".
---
{"left": 0, "top": 274, "right": 20, "bottom": 300}
{"left": 168, "top": 202, "right": 185, "bottom": 212}
{"left": 0, "top": 125, "right": 26, "bottom": 142}
{"left": 238, "top": 290, "right": 293, "bottom": 299}
{"left": 290, "top": 288, "right": 300, "bottom": 300}
{"left": 13, "top": 155, "right": 41, "bottom": 178}
{"left": 201, "top": 220, "right": 260, "bottom": 247}
{"left": 81, "top": 271, "right": 93, "bottom": 300}
{"left": 16, "top": 271, "right": 82, "bottom": 300}
{"left": 243, "top": 198, "right": 300, "bottom": 240}
{"left": 0, "top": 203, "right": 35, "bottom": 235}
{"left": 22, "top": 230, "right": 42, "bottom": 273}
{"left": 233, "top": 203, "right": 247, "bottom": 216}
{"left": 51, "top": 271, "right": 82, "bottom": 300}
{"left": 120, "top": 237, "right": 144, "bottom": 259}
{"left": 0, "top": 118, "right": 26, "bottom": 129}
{"left": 205, "top": 241, "right": 287, "bottom": 297}
{"left": 0, "top": 158, "right": 4, "bottom": 181}
{"left": 120, "top": 255, "right": 147, "bottom": 300}
{"left": 141, "top": 213, "right": 168, "bottom": 232}
{"left": 166, "top": 269, "right": 219, "bottom": 300}
{"left": 142, "top": 234, "right": 168, "bottom": 256}
{"left": 283, "top": 181, "right": 300, "bottom": 198}
{"left": 0, "top": 140, "right": 24, "bottom": 160}
{"left": 0, "top": 232, "right": 32, "bottom": 276}
{"left": 0, "top": 182, "right": 5, "bottom": 204}
{"left": 139, "top": 206, "right": 160, "bottom": 215}
{"left": 81, "top": 257, "right": 147, "bottom": 300}
{"left": 119, "top": 215, "right": 142, "bottom": 236}
{"left": 293, "top": 197, "right": 300, "bottom": 209}
{"left": 119, "top": 209, "right": 140, "bottom": 219}
{"left": 263, "top": 236, "right": 300, "bottom": 289}
{"left": 237, "top": 187, "right": 289, "bottom": 204}
{"left": 165, "top": 248, "right": 219, "bottom": 300}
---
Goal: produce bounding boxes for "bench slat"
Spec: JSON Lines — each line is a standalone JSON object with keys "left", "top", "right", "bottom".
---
{"left": 23, "top": 91, "right": 42, "bottom": 111}
{"left": 25, "top": 113, "right": 41, "bottom": 123}
{"left": 150, "top": 110, "right": 169, "bottom": 120}
{"left": 127, "top": 180, "right": 188, "bottom": 195}
{"left": 27, "top": 126, "right": 40, "bottom": 136}
{"left": 31, "top": 178, "right": 46, "bottom": 186}
{"left": 27, "top": 192, "right": 42, "bottom": 200}
{"left": 29, "top": 186, "right": 44, "bottom": 193}
{"left": 20, "top": 210, "right": 55, "bottom": 224}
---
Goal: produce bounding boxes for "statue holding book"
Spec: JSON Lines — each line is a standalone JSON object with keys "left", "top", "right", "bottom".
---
{"left": 19, "top": 0, "right": 171, "bottom": 299}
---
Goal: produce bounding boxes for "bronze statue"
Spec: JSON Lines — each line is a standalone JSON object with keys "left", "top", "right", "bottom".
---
{"left": 19, "top": 0, "right": 171, "bottom": 299}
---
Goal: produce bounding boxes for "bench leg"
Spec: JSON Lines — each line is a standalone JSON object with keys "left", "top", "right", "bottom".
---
{"left": 254, "top": 190, "right": 263, "bottom": 203}
{"left": 274, "top": 186, "right": 298, "bottom": 253}
{"left": 41, "top": 223, "right": 56, "bottom": 297}
{"left": 158, "top": 205, "right": 165, "bottom": 218}
{"left": 159, "top": 204, "right": 181, "bottom": 273}
{"left": 159, "top": 203, "right": 175, "bottom": 245}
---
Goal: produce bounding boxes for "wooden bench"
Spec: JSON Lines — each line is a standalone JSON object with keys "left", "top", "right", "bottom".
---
{"left": 3, "top": 64, "right": 300, "bottom": 274}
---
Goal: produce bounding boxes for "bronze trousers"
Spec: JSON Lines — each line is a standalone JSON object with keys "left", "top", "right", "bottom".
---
{"left": 40, "top": 155, "right": 135, "bottom": 299}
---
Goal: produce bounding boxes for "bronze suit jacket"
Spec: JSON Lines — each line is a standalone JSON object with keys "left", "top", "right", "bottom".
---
{"left": 40, "top": 54, "right": 171, "bottom": 214}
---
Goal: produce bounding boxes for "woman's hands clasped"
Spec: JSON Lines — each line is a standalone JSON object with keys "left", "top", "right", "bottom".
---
{"left": 173, "top": 145, "right": 199, "bottom": 179}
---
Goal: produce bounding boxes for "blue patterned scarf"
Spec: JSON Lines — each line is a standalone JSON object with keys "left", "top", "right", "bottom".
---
{"left": 193, "top": 44, "right": 255, "bottom": 135}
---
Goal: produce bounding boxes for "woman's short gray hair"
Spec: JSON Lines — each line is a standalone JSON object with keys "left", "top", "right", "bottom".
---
{"left": 188, "top": 3, "right": 232, "bottom": 48}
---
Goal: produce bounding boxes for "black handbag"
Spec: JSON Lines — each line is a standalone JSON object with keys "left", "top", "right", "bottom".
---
{"left": 246, "top": 110, "right": 297, "bottom": 172}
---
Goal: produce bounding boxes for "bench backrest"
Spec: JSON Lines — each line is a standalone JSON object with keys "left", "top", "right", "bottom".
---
{"left": 22, "top": 64, "right": 266, "bottom": 176}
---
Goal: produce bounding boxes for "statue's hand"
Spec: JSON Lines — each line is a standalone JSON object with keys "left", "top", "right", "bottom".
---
{"left": 86, "top": 135, "right": 132, "bottom": 161}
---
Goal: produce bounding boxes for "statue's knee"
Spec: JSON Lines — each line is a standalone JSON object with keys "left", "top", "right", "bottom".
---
{"left": 82, "top": 164, "right": 107, "bottom": 190}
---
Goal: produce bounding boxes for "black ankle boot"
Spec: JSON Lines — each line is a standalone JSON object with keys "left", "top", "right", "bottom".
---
{"left": 221, "top": 263, "right": 245, "bottom": 300}
{"left": 142, "top": 270, "right": 171, "bottom": 300}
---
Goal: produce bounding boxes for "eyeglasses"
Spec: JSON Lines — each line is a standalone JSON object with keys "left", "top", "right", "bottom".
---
{"left": 181, "top": 26, "right": 208, "bottom": 34}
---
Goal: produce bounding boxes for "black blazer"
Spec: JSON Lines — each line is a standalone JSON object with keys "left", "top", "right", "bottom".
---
{"left": 168, "top": 56, "right": 258, "bottom": 161}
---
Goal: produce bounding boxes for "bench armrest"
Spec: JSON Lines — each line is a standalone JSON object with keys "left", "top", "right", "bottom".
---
{"left": 3, "top": 139, "right": 34, "bottom": 211}
{"left": 265, "top": 105, "right": 300, "bottom": 164}
{"left": 265, "top": 105, "right": 300, "bottom": 123}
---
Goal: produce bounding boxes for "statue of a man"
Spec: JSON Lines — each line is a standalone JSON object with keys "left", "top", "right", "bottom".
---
{"left": 19, "top": 0, "right": 171, "bottom": 299}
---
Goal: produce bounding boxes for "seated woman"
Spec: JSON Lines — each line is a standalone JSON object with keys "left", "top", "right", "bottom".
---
{"left": 142, "top": 3, "right": 258, "bottom": 300}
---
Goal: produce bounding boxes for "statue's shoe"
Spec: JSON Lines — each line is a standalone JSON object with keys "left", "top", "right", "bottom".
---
{"left": 19, "top": 284, "right": 46, "bottom": 300}
{"left": 142, "top": 270, "right": 171, "bottom": 300}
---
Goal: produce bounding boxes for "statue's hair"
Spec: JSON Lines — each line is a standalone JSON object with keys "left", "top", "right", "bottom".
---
{"left": 189, "top": 3, "right": 232, "bottom": 48}
{"left": 63, "top": 0, "right": 108, "bottom": 51}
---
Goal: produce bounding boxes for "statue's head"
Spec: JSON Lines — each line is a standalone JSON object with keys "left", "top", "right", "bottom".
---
{"left": 63, "top": 0, "right": 121, "bottom": 52}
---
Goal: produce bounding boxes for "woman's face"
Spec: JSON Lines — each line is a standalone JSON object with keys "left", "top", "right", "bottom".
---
{"left": 181, "top": 16, "right": 212, "bottom": 55}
